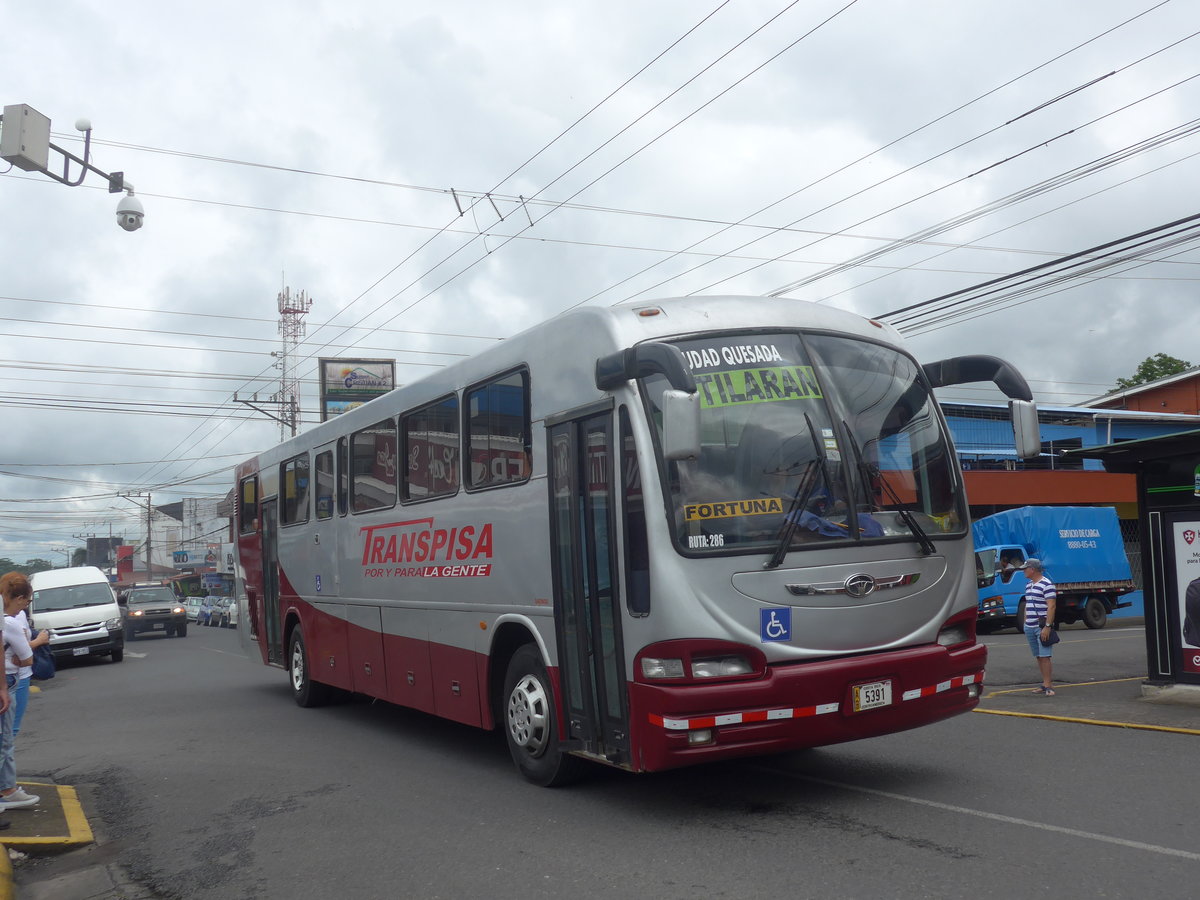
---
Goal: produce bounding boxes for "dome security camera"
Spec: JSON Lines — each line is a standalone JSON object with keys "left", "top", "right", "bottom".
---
{"left": 116, "top": 192, "right": 144, "bottom": 232}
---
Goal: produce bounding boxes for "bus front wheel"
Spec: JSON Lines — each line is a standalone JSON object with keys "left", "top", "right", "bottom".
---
{"left": 502, "top": 645, "right": 583, "bottom": 787}
{"left": 289, "top": 627, "right": 332, "bottom": 708}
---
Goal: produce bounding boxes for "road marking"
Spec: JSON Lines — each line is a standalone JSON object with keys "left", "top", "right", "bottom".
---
{"left": 123, "top": 651, "right": 148, "bottom": 658}
{"left": 983, "top": 631, "right": 1144, "bottom": 650}
{"left": 752, "top": 767, "right": 1200, "bottom": 861}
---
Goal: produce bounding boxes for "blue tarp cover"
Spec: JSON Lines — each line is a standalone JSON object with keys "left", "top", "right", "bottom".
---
{"left": 971, "top": 506, "right": 1132, "bottom": 585}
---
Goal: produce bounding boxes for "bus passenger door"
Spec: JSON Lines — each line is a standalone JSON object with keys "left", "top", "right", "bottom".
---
{"left": 260, "top": 499, "right": 285, "bottom": 666}
{"left": 548, "top": 410, "right": 630, "bottom": 765}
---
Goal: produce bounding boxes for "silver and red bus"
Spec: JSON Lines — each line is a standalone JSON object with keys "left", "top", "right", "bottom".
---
{"left": 233, "top": 295, "right": 1038, "bottom": 785}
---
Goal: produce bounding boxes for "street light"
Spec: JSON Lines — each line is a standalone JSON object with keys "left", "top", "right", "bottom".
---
{"left": 0, "top": 103, "right": 143, "bottom": 231}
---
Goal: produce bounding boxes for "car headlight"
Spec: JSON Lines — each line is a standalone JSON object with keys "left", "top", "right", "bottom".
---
{"left": 173, "top": 606, "right": 185, "bottom": 614}
{"left": 105, "top": 617, "right": 123, "bottom": 630}
{"left": 130, "top": 609, "right": 143, "bottom": 617}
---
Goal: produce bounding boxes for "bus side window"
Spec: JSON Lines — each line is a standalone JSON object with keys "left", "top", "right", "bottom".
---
{"left": 402, "top": 394, "right": 459, "bottom": 501}
{"left": 238, "top": 475, "right": 258, "bottom": 534}
{"left": 314, "top": 450, "right": 334, "bottom": 520}
{"left": 280, "top": 454, "right": 310, "bottom": 526}
{"left": 466, "top": 368, "right": 530, "bottom": 490}
{"left": 336, "top": 437, "right": 348, "bottom": 517}
{"left": 620, "top": 407, "right": 650, "bottom": 616}
{"left": 351, "top": 418, "right": 398, "bottom": 512}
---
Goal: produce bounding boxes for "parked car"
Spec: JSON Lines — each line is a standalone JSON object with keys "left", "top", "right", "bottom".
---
{"left": 196, "top": 596, "right": 218, "bottom": 626}
{"left": 183, "top": 596, "right": 205, "bottom": 622}
{"left": 199, "top": 596, "right": 234, "bottom": 627}
{"left": 119, "top": 584, "right": 188, "bottom": 639}
{"left": 225, "top": 596, "right": 240, "bottom": 629}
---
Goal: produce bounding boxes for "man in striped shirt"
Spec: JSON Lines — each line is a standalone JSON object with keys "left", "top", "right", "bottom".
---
{"left": 1022, "top": 558, "right": 1057, "bottom": 695}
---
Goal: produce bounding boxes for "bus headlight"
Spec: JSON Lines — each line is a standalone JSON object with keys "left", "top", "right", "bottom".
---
{"left": 937, "top": 623, "right": 971, "bottom": 647}
{"left": 641, "top": 657, "right": 686, "bottom": 679}
{"left": 104, "top": 618, "right": 123, "bottom": 630}
{"left": 691, "top": 655, "right": 753, "bottom": 678}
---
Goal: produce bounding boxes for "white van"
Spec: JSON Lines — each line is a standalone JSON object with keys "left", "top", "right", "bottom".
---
{"left": 30, "top": 566, "right": 125, "bottom": 663}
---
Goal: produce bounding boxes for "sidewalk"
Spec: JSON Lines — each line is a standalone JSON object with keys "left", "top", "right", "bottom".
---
{"left": 0, "top": 780, "right": 95, "bottom": 900}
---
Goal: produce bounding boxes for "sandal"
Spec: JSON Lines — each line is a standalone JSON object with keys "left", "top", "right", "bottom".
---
{"left": 1043, "top": 688, "right": 1055, "bottom": 696}
{"left": 1032, "top": 686, "right": 1048, "bottom": 694}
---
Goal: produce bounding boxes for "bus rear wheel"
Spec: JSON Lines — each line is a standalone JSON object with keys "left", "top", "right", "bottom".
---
{"left": 502, "top": 645, "right": 583, "bottom": 787}
{"left": 289, "top": 627, "right": 332, "bottom": 708}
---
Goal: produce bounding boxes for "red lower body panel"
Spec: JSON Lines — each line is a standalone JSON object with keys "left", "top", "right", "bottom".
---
{"left": 627, "top": 642, "right": 986, "bottom": 773}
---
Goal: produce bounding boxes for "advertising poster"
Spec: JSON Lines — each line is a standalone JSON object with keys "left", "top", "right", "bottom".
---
{"left": 1172, "top": 520, "right": 1200, "bottom": 675}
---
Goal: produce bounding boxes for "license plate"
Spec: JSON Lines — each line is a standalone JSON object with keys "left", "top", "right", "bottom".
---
{"left": 853, "top": 679, "right": 892, "bottom": 712}
{"left": 72, "top": 647, "right": 89, "bottom": 657}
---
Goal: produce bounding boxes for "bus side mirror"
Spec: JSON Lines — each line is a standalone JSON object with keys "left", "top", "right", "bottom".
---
{"left": 662, "top": 389, "right": 701, "bottom": 460}
{"left": 1010, "top": 399, "right": 1041, "bottom": 460}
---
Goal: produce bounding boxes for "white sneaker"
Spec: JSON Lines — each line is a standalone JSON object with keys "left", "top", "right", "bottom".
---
{"left": 0, "top": 790, "right": 38, "bottom": 809}
{"left": 6, "top": 787, "right": 38, "bottom": 804}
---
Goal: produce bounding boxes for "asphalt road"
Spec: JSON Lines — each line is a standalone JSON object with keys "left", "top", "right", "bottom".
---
{"left": 14, "top": 619, "right": 1199, "bottom": 899}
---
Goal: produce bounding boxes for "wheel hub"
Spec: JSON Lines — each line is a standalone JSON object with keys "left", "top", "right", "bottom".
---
{"left": 507, "top": 674, "right": 549, "bottom": 756}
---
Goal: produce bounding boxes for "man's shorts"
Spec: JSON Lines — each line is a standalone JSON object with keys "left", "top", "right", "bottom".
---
{"left": 1025, "top": 624, "right": 1053, "bottom": 658}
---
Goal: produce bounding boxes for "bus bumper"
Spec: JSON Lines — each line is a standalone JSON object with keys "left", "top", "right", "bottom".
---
{"left": 627, "top": 641, "right": 986, "bottom": 773}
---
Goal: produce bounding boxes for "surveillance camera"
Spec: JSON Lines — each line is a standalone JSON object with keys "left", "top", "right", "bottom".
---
{"left": 116, "top": 192, "right": 144, "bottom": 232}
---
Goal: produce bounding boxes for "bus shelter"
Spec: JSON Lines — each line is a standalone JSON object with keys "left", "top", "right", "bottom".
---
{"left": 1068, "top": 429, "right": 1200, "bottom": 688}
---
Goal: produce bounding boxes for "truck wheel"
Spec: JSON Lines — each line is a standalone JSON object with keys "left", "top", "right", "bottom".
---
{"left": 502, "top": 645, "right": 584, "bottom": 787}
{"left": 1014, "top": 601, "right": 1026, "bottom": 633}
{"left": 289, "top": 627, "right": 332, "bottom": 708}
{"left": 1083, "top": 597, "right": 1108, "bottom": 630}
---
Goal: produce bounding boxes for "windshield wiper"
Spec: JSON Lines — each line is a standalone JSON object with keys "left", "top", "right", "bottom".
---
{"left": 764, "top": 413, "right": 825, "bottom": 570}
{"left": 842, "top": 422, "right": 936, "bottom": 556}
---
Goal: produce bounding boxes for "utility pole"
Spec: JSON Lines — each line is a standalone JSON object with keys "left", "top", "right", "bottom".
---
{"left": 51, "top": 547, "right": 71, "bottom": 569}
{"left": 118, "top": 492, "right": 152, "bottom": 578}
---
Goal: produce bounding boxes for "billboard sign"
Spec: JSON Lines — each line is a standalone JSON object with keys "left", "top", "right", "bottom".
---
{"left": 319, "top": 358, "right": 395, "bottom": 420}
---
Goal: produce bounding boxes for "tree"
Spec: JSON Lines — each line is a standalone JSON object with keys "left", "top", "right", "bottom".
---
{"left": 0, "top": 558, "right": 55, "bottom": 575}
{"left": 72, "top": 548, "right": 87, "bottom": 566}
{"left": 1112, "top": 353, "right": 1192, "bottom": 391}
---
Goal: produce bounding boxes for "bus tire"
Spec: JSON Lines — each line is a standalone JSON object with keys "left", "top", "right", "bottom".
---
{"left": 1083, "top": 597, "right": 1108, "bottom": 630}
{"left": 502, "top": 645, "right": 583, "bottom": 787}
{"left": 289, "top": 627, "right": 332, "bottom": 708}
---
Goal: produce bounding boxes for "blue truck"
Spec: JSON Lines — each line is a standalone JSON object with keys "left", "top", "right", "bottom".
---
{"left": 973, "top": 506, "right": 1134, "bottom": 632}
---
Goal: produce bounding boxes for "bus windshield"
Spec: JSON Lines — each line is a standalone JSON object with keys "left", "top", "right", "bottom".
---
{"left": 642, "top": 331, "right": 965, "bottom": 556}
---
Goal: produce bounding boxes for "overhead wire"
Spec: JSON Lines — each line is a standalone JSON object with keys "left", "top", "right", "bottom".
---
{"left": 586, "top": 0, "right": 1187, "bottom": 307}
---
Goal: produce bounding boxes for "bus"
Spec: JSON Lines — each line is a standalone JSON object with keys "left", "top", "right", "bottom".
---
{"left": 233, "top": 295, "right": 1039, "bottom": 785}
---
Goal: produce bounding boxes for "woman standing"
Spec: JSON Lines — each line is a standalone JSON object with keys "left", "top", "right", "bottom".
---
{"left": 0, "top": 572, "right": 40, "bottom": 811}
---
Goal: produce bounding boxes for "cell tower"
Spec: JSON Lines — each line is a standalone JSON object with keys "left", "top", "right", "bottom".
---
{"left": 273, "top": 287, "right": 312, "bottom": 439}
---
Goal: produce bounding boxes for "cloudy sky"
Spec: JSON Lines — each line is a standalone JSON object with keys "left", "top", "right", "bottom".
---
{"left": 2, "top": 0, "right": 1198, "bottom": 563}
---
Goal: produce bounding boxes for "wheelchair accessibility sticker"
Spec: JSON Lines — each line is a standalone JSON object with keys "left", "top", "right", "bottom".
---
{"left": 760, "top": 607, "right": 791, "bottom": 642}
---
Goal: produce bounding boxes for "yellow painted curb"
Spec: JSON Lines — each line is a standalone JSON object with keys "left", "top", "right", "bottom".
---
{"left": 8, "top": 783, "right": 94, "bottom": 847}
{"left": 0, "top": 843, "right": 12, "bottom": 900}
{"left": 973, "top": 707, "right": 1200, "bottom": 735}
